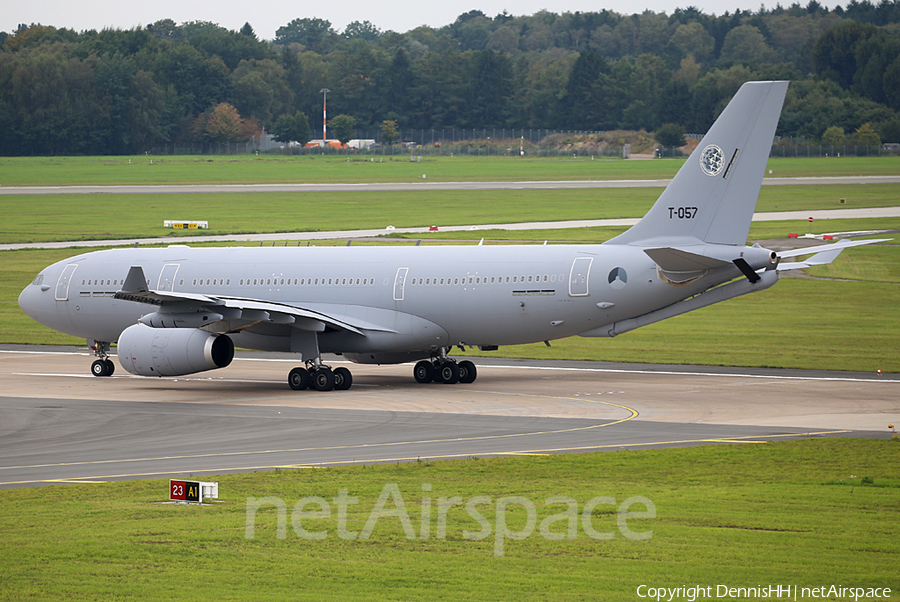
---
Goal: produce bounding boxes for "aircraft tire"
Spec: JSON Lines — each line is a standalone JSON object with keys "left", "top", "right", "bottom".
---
{"left": 311, "top": 368, "right": 335, "bottom": 391}
{"left": 288, "top": 367, "right": 309, "bottom": 390}
{"left": 458, "top": 360, "right": 477, "bottom": 384}
{"left": 438, "top": 361, "right": 460, "bottom": 385}
{"left": 333, "top": 367, "right": 353, "bottom": 390}
{"left": 104, "top": 359, "right": 115, "bottom": 376}
{"left": 91, "top": 359, "right": 110, "bottom": 377}
{"left": 413, "top": 361, "right": 434, "bottom": 384}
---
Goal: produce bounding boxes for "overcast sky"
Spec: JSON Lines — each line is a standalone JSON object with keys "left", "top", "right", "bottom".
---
{"left": 6, "top": 0, "right": 837, "bottom": 39}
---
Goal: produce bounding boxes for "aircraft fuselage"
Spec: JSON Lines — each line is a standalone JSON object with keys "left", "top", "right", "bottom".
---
{"left": 20, "top": 243, "right": 734, "bottom": 358}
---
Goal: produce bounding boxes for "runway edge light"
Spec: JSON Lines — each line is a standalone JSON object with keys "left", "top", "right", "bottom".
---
{"left": 170, "top": 479, "right": 219, "bottom": 504}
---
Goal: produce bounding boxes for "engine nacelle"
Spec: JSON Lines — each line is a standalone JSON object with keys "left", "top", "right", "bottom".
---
{"left": 117, "top": 323, "right": 234, "bottom": 377}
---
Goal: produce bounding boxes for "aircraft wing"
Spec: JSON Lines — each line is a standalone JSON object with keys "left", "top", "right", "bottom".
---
{"left": 776, "top": 238, "right": 890, "bottom": 271}
{"left": 113, "top": 266, "right": 366, "bottom": 335}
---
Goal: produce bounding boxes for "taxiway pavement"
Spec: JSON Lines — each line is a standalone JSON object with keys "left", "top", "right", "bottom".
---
{"left": 1, "top": 347, "right": 896, "bottom": 488}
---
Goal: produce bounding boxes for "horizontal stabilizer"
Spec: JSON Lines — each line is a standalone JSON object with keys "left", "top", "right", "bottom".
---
{"left": 644, "top": 248, "right": 730, "bottom": 272}
{"left": 777, "top": 238, "right": 890, "bottom": 271}
{"left": 777, "top": 238, "right": 890, "bottom": 258}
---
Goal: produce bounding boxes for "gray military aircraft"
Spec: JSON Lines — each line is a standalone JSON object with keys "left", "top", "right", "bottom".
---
{"left": 18, "top": 80, "right": 886, "bottom": 391}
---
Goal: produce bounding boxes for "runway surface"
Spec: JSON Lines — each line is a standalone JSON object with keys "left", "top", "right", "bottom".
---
{"left": 2, "top": 207, "right": 898, "bottom": 251}
{"left": 1, "top": 347, "right": 896, "bottom": 488}
{"left": 3, "top": 176, "right": 898, "bottom": 251}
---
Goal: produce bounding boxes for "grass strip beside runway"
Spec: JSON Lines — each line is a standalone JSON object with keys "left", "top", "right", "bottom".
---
{"left": 3, "top": 184, "right": 898, "bottom": 245}
{"left": 1, "top": 154, "right": 899, "bottom": 186}
{"left": 0, "top": 438, "right": 897, "bottom": 600}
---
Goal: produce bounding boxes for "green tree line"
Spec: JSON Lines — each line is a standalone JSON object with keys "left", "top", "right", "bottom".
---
{"left": 3, "top": 1, "right": 900, "bottom": 155}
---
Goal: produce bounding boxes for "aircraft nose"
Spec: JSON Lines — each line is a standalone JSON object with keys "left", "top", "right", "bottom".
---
{"left": 18, "top": 274, "right": 52, "bottom": 324}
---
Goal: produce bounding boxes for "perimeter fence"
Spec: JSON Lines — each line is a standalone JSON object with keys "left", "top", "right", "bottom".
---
{"left": 149, "top": 128, "right": 900, "bottom": 159}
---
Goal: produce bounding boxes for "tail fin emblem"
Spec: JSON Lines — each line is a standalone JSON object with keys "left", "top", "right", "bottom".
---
{"left": 699, "top": 144, "right": 725, "bottom": 176}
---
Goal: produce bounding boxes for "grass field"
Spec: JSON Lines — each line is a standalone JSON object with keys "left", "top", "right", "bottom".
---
{"left": 2, "top": 154, "right": 898, "bottom": 371}
{"left": 1, "top": 154, "right": 897, "bottom": 245}
{"left": 3, "top": 155, "right": 899, "bottom": 600}
{"left": 1, "top": 439, "right": 897, "bottom": 600}
{"left": 1, "top": 154, "right": 899, "bottom": 186}
{"left": 1, "top": 184, "right": 897, "bottom": 244}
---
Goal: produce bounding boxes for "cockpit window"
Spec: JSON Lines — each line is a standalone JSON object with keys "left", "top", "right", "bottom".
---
{"left": 32, "top": 274, "right": 44, "bottom": 286}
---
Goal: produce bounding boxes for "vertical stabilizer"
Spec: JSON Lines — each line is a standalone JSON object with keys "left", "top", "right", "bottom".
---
{"left": 606, "top": 81, "right": 788, "bottom": 247}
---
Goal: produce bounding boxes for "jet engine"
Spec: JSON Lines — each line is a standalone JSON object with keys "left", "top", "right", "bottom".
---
{"left": 117, "top": 323, "right": 234, "bottom": 377}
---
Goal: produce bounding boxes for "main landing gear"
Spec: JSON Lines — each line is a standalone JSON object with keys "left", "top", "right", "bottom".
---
{"left": 288, "top": 359, "right": 352, "bottom": 392}
{"left": 88, "top": 340, "right": 115, "bottom": 377}
{"left": 413, "top": 350, "right": 477, "bottom": 385}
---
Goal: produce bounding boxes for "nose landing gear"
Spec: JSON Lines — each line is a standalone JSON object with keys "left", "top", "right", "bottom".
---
{"left": 88, "top": 340, "right": 115, "bottom": 377}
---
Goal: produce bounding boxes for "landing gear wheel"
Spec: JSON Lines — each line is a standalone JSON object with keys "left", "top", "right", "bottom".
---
{"left": 333, "top": 367, "right": 353, "bottom": 390}
{"left": 104, "top": 359, "right": 115, "bottom": 376}
{"left": 458, "top": 360, "right": 477, "bottom": 384}
{"left": 414, "top": 360, "right": 435, "bottom": 384}
{"left": 91, "top": 359, "right": 112, "bottom": 377}
{"left": 311, "top": 368, "right": 335, "bottom": 391}
{"left": 438, "top": 361, "right": 460, "bottom": 385}
{"left": 288, "top": 367, "right": 309, "bottom": 390}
